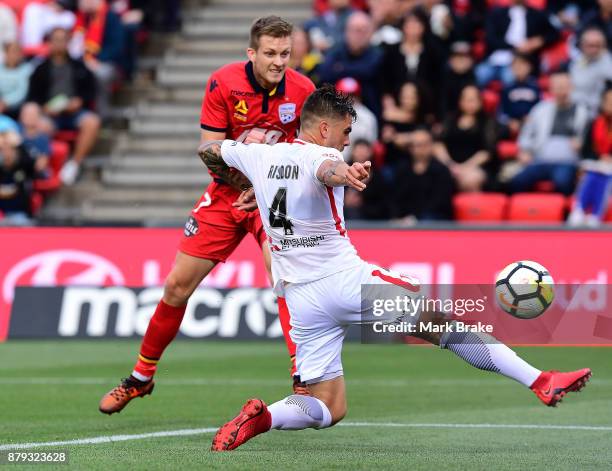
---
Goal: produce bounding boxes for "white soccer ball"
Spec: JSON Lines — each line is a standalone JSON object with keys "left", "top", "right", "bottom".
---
{"left": 494, "top": 261, "right": 555, "bottom": 319}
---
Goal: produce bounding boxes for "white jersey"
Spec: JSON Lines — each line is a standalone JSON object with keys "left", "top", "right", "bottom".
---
{"left": 221, "top": 138, "right": 362, "bottom": 294}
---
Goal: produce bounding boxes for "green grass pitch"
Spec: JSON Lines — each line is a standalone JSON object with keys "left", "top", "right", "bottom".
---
{"left": 0, "top": 340, "right": 610, "bottom": 470}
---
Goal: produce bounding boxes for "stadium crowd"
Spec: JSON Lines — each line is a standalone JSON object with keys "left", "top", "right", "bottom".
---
{"left": 300, "top": 0, "right": 612, "bottom": 225}
{"left": 0, "top": 0, "right": 180, "bottom": 224}
{"left": 1, "top": 0, "right": 610, "bottom": 226}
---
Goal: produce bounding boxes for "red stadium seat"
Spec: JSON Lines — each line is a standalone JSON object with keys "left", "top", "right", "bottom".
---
{"left": 541, "top": 40, "right": 569, "bottom": 74}
{"left": 453, "top": 192, "right": 508, "bottom": 222}
{"left": 605, "top": 197, "right": 612, "bottom": 222}
{"left": 508, "top": 193, "right": 566, "bottom": 222}
{"left": 481, "top": 89, "right": 500, "bottom": 115}
{"left": 372, "top": 140, "right": 386, "bottom": 168}
{"left": 532, "top": 180, "right": 555, "bottom": 192}
{"left": 33, "top": 140, "right": 69, "bottom": 193}
{"left": 497, "top": 140, "right": 518, "bottom": 160}
{"left": 53, "top": 130, "right": 78, "bottom": 143}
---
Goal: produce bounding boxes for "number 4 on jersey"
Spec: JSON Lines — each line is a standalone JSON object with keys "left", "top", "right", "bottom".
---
{"left": 269, "top": 188, "right": 294, "bottom": 235}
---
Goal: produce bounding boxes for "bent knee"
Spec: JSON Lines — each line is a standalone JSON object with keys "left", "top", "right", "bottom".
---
{"left": 330, "top": 404, "right": 347, "bottom": 425}
{"left": 163, "top": 275, "right": 194, "bottom": 305}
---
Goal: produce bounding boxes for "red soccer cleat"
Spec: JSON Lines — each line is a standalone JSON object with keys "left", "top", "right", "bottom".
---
{"left": 530, "top": 368, "right": 592, "bottom": 407}
{"left": 211, "top": 398, "right": 272, "bottom": 451}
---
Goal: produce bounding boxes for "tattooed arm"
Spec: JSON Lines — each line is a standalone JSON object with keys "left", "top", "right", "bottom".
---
{"left": 316, "top": 159, "right": 372, "bottom": 191}
{"left": 198, "top": 140, "right": 252, "bottom": 192}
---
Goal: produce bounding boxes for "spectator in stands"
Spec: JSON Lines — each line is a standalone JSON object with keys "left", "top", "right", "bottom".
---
{"left": 304, "top": 0, "right": 356, "bottom": 52}
{"left": 20, "top": 0, "right": 76, "bottom": 55}
{"left": 0, "top": 130, "right": 47, "bottom": 224}
{"left": 381, "top": 81, "right": 429, "bottom": 167}
{"left": 434, "top": 85, "right": 497, "bottom": 192}
{"left": 475, "top": 0, "right": 560, "bottom": 88}
{"left": 319, "top": 11, "right": 383, "bottom": 116}
{"left": 72, "top": 0, "right": 125, "bottom": 119}
{"left": 510, "top": 72, "right": 589, "bottom": 195}
{"left": 392, "top": 127, "right": 454, "bottom": 223}
{"left": 0, "top": 2, "right": 17, "bottom": 64}
{"left": 570, "top": 27, "right": 612, "bottom": 117}
{"left": 568, "top": 87, "right": 612, "bottom": 226}
{"left": 109, "top": 0, "right": 144, "bottom": 81}
{"left": 0, "top": 42, "right": 34, "bottom": 120}
{"left": 19, "top": 103, "right": 52, "bottom": 167}
{"left": 369, "top": 0, "right": 402, "bottom": 46}
{"left": 289, "top": 27, "right": 322, "bottom": 85}
{"left": 380, "top": 8, "right": 443, "bottom": 101}
{"left": 577, "top": 0, "right": 612, "bottom": 52}
{"left": 447, "top": 0, "right": 487, "bottom": 43}
{"left": 440, "top": 41, "right": 476, "bottom": 117}
{"left": 27, "top": 27, "right": 101, "bottom": 186}
{"left": 344, "top": 138, "right": 390, "bottom": 219}
{"left": 335, "top": 77, "right": 378, "bottom": 160}
{"left": 498, "top": 52, "right": 541, "bottom": 139}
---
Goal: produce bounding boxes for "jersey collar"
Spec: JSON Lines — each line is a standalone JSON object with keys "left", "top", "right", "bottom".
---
{"left": 245, "top": 61, "right": 286, "bottom": 97}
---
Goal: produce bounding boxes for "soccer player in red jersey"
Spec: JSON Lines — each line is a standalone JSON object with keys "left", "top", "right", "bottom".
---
{"left": 99, "top": 16, "right": 315, "bottom": 415}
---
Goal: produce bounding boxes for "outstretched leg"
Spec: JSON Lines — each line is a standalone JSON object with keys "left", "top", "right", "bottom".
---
{"left": 414, "top": 310, "right": 591, "bottom": 406}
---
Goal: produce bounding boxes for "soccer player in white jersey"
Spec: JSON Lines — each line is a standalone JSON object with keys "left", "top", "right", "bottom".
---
{"left": 200, "top": 86, "right": 592, "bottom": 452}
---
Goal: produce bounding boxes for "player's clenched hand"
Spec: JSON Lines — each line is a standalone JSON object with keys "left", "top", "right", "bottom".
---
{"left": 243, "top": 129, "right": 267, "bottom": 144}
{"left": 232, "top": 187, "right": 257, "bottom": 211}
{"left": 345, "top": 161, "right": 371, "bottom": 191}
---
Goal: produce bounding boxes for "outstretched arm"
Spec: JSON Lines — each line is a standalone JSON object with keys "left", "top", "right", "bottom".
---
{"left": 316, "top": 159, "right": 371, "bottom": 191}
{"left": 198, "top": 140, "right": 252, "bottom": 192}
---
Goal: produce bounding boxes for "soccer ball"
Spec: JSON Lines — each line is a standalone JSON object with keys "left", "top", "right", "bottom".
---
{"left": 494, "top": 261, "right": 555, "bottom": 319}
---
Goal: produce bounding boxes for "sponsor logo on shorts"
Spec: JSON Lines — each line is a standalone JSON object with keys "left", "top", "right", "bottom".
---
{"left": 278, "top": 103, "right": 296, "bottom": 124}
{"left": 184, "top": 216, "right": 199, "bottom": 237}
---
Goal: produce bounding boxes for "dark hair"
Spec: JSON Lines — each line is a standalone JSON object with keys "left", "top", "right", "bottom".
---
{"left": 301, "top": 85, "right": 357, "bottom": 129}
{"left": 250, "top": 16, "right": 293, "bottom": 50}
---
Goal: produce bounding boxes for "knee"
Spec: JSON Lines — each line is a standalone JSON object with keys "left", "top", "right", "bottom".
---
{"left": 329, "top": 402, "right": 347, "bottom": 425}
{"left": 164, "top": 274, "right": 192, "bottom": 305}
{"left": 80, "top": 113, "right": 101, "bottom": 131}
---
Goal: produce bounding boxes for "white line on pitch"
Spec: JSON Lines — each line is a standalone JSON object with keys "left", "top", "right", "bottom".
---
{"left": 2, "top": 422, "right": 612, "bottom": 451}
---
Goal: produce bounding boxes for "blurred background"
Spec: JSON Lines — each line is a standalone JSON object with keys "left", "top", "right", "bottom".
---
{"left": 0, "top": 0, "right": 610, "bottom": 342}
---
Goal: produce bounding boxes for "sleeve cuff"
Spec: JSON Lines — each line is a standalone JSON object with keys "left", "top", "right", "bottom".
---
{"left": 200, "top": 123, "right": 227, "bottom": 133}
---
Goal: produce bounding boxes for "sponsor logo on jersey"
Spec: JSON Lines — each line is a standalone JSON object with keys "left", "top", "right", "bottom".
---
{"left": 184, "top": 216, "right": 199, "bottom": 237}
{"left": 234, "top": 100, "right": 249, "bottom": 115}
{"left": 279, "top": 235, "right": 325, "bottom": 249}
{"left": 231, "top": 90, "right": 257, "bottom": 98}
{"left": 278, "top": 103, "right": 296, "bottom": 124}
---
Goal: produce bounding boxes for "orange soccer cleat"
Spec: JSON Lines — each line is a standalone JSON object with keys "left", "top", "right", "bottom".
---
{"left": 211, "top": 398, "right": 272, "bottom": 451}
{"left": 530, "top": 368, "right": 591, "bottom": 407}
{"left": 99, "top": 377, "right": 155, "bottom": 415}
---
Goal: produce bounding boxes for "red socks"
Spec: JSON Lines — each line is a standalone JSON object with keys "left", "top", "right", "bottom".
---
{"left": 277, "top": 297, "right": 298, "bottom": 377}
{"left": 132, "top": 300, "right": 187, "bottom": 380}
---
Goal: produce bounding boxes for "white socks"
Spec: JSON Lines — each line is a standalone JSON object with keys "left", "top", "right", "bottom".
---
{"left": 268, "top": 395, "right": 332, "bottom": 430}
{"left": 440, "top": 329, "right": 541, "bottom": 387}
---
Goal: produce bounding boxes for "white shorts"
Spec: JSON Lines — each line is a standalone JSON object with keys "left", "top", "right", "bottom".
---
{"left": 284, "top": 261, "right": 421, "bottom": 384}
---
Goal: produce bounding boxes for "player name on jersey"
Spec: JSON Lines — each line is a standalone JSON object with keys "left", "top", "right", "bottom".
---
{"left": 267, "top": 164, "right": 299, "bottom": 180}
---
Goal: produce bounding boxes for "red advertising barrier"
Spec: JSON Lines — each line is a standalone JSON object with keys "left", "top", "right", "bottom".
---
{"left": 1, "top": 227, "right": 610, "bottom": 341}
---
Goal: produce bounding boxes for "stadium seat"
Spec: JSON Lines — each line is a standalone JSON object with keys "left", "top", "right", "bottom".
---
{"left": 605, "top": 198, "right": 612, "bottom": 222}
{"left": 541, "top": 40, "right": 570, "bottom": 74}
{"left": 53, "top": 130, "right": 78, "bottom": 143}
{"left": 497, "top": 140, "right": 518, "bottom": 160}
{"left": 532, "top": 180, "right": 555, "bottom": 192}
{"left": 481, "top": 89, "right": 500, "bottom": 115}
{"left": 508, "top": 193, "right": 566, "bottom": 222}
{"left": 372, "top": 140, "right": 386, "bottom": 168}
{"left": 453, "top": 192, "right": 508, "bottom": 222}
{"left": 33, "top": 140, "right": 69, "bottom": 193}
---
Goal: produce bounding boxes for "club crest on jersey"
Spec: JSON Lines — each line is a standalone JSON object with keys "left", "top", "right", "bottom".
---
{"left": 279, "top": 103, "right": 296, "bottom": 124}
{"left": 234, "top": 100, "right": 248, "bottom": 115}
